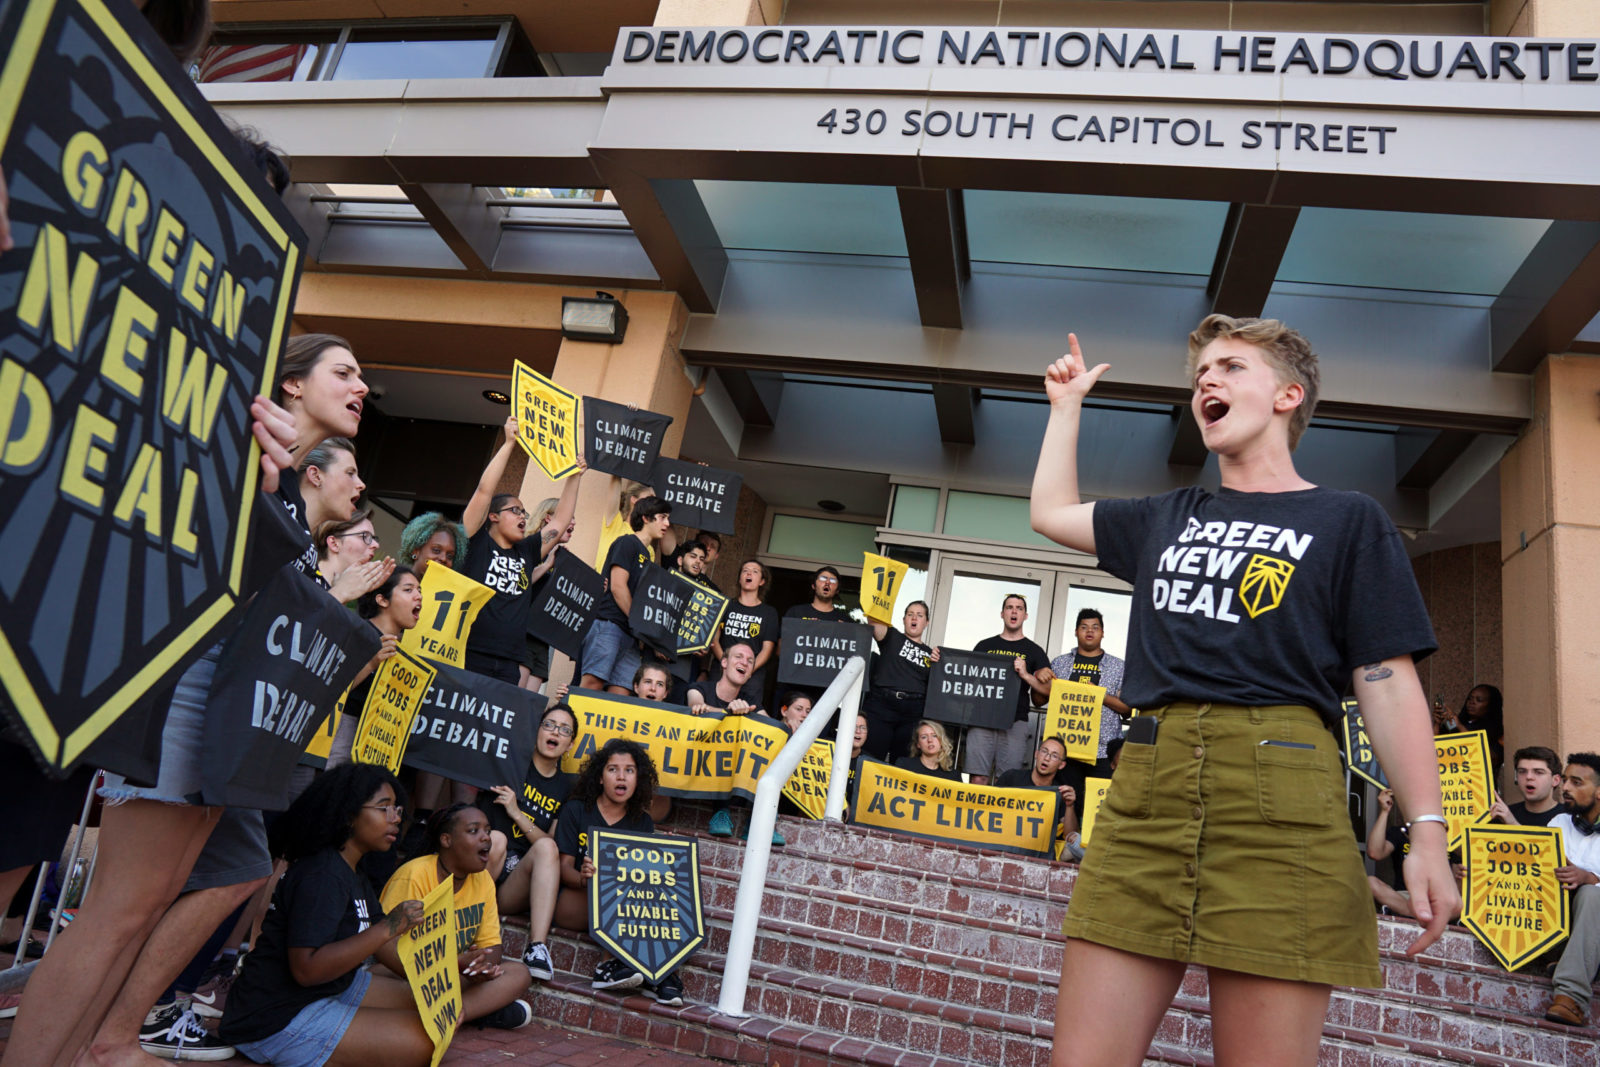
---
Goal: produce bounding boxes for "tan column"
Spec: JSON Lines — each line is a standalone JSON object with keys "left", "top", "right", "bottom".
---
{"left": 1499, "top": 355, "right": 1600, "bottom": 760}
{"left": 1492, "top": 0, "right": 1600, "bottom": 35}
{"left": 653, "top": 0, "right": 777, "bottom": 26}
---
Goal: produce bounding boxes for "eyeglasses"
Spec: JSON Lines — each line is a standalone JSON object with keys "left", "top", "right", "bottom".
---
{"left": 541, "top": 722, "right": 576, "bottom": 738}
{"left": 364, "top": 802, "right": 404, "bottom": 819}
{"left": 1036, "top": 750, "right": 1064, "bottom": 763}
{"left": 338, "top": 531, "right": 380, "bottom": 547}
{"left": 497, "top": 506, "right": 529, "bottom": 518}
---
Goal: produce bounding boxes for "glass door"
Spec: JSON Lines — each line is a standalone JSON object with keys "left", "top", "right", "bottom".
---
{"left": 929, "top": 557, "right": 1057, "bottom": 651}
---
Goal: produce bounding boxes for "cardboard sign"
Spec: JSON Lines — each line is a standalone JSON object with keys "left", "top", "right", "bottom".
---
{"left": 1045, "top": 679, "right": 1107, "bottom": 765}
{"left": 403, "top": 662, "right": 541, "bottom": 791}
{"left": 1340, "top": 699, "right": 1388, "bottom": 789}
{"left": 199, "top": 569, "right": 378, "bottom": 808}
{"left": 924, "top": 648, "right": 1019, "bottom": 731}
{"left": 1436, "top": 730, "right": 1495, "bottom": 851}
{"left": 0, "top": 0, "right": 306, "bottom": 775}
{"left": 399, "top": 878, "right": 461, "bottom": 1067}
{"left": 674, "top": 574, "right": 728, "bottom": 656}
{"left": 512, "top": 361, "right": 579, "bottom": 480}
{"left": 628, "top": 563, "right": 687, "bottom": 657}
{"left": 848, "top": 757, "right": 1055, "bottom": 857}
{"left": 351, "top": 651, "right": 438, "bottom": 774}
{"left": 589, "top": 830, "right": 705, "bottom": 983}
{"left": 650, "top": 457, "right": 741, "bottom": 535}
{"left": 563, "top": 689, "right": 786, "bottom": 802}
{"left": 860, "top": 552, "right": 909, "bottom": 626}
{"left": 783, "top": 739, "right": 833, "bottom": 820}
{"left": 526, "top": 548, "right": 601, "bottom": 659}
{"left": 1079, "top": 776, "right": 1112, "bottom": 847}
{"left": 777, "top": 618, "right": 873, "bottom": 689}
{"left": 401, "top": 565, "right": 494, "bottom": 671}
{"left": 1462, "top": 825, "right": 1569, "bottom": 972}
{"left": 583, "top": 396, "right": 672, "bottom": 481}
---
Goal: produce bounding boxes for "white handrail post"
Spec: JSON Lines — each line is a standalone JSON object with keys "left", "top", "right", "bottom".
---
{"left": 822, "top": 668, "right": 864, "bottom": 823}
{"left": 715, "top": 656, "right": 866, "bottom": 1018}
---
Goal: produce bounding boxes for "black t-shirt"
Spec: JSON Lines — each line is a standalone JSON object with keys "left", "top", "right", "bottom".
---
{"left": 1093, "top": 486, "right": 1437, "bottom": 724}
{"left": 462, "top": 526, "right": 543, "bottom": 661}
{"left": 783, "top": 603, "right": 851, "bottom": 629}
{"left": 995, "top": 767, "right": 1067, "bottom": 832}
{"left": 893, "top": 755, "right": 961, "bottom": 782}
{"left": 714, "top": 601, "right": 779, "bottom": 699}
{"left": 272, "top": 468, "right": 325, "bottom": 586}
{"left": 220, "top": 849, "right": 383, "bottom": 1044}
{"left": 685, "top": 681, "right": 761, "bottom": 714}
{"left": 488, "top": 763, "right": 577, "bottom": 855}
{"left": 973, "top": 635, "right": 1049, "bottom": 722}
{"left": 871, "top": 627, "right": 933, "bottom": 696}
{"left": 553, "top": 797, "right": 656, "bottom": 863}
{"left": 1509, "top": 801, "right": 1567, "bottom": 827}
{"left": 596, "top": 534, "right": 654, "bottom": 627}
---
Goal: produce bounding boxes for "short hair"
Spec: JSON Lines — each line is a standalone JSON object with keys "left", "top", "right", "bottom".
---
{"left": 313, "top": 509, "right": 372, "bottom": 562}
{"left": 723, "top": 639, "right": 757, "bottom": 663}
{"left": 1513, "top": 747, "right": 1562, "bottom": 776}
{"left": 1187, "top": 314, "right": 1321, "bottom": 451}
{"left": 629, "top": 495, "right": 671, "bottom": 531}
{"left": 275, "top": 334, "right": 351, "bottom": 407}
{"left": 489, "top": 493, "right": 520, "bottom": 517}
{"left": 1041, "top": 736, "right": 1067, "bottom": 754}
{"left": 1075, "top": 608, "right": 1104, "bottom": 628}
{"left": 911, "top": 720, "right": 955, "bottom": 772}
{"left": 1565, "top": 753, "right": 1600, "bottom": 784}
{"left": 300, "top": 437, "right": 356, "bottom": 476}
{"left": 739, "top": 559, "right": 770, "bottom": 597}
{"left": 632, "top": 662, "right": 670, "bottom": 689}
{"left": 813, "top": 565, "right": 841, "bottom": 585}
{"left": 400, "top": 512, "right": 466, "bottom": 571}
{"left": 1002, "top": 592, "right": 1029, "bottom": 611}
{"left": 904, "top": 600, "right": 930, "bottom": 618}
{"left": 695, "top": 531, "right": 722, "bottom": 549}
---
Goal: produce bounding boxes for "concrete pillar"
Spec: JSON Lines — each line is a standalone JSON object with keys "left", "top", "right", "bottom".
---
{"left": 1492, "top": 0, "right": 1600, "bottom": 35}
{"left": 653, "top": 0, "right": 778, "bottom": 26}
{"left": 1499, "top": 355, "right": 1600, "bottom": 762}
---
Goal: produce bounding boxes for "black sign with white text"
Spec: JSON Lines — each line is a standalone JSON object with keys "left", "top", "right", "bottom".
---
{"left": 584, "top": 397, "right": 673, "bottom": 482}
{"left": 589, "top": 830, "right": 705, "bottom": 983}
{"left": 628, "top": 563, "right": 687, "bottom": 657}
{"left": 527, "top": 549, "right": 603, "bottom": 659}
{"left": 924, "top": 648, "right": 1019, "bottom": 731}
{"left": 650, "top": 458, "right": 741, "bottom": 535}
{"left": 777, "top": 619, "right": 872, "bottom": 689}
{"left": 403, "top": 661, "right": 541, "bottom": 791}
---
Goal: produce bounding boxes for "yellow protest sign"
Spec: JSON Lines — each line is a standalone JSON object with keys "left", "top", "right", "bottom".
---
{"left": 782, "top": 740, "right": 833, "bottom": 820}
{"left": 861, "top": 552, "right": 909, "bottom": 626}
{"left": 512, "top": 361, "right": 580, "bottom": 480}
{"left": 1079, "top": 776, "right": 1112, "bottom": 847}
{"left": 564, "top": 690, "right": 789, "bottom": 801}
{"left": 1045, "top": 679, "right": 1106, "bottom": 765}
{"left": 352, "top": 651, "right": 438, "bottom": 773}
{"left": 399, "top": 878, "right": 461, "bottom": 1067}
{"left": 849, "top": 758, "right": 1055, "bottom": 857}
{"left": 401, "top": 566, "right": 494, "bottom": 671}
{"left": 1462, "top": 825, "right": 1569, "bottom": 971}
{"left": 1435, "top": 730, "right": 1494, "bottom": 850}
{"left": 300, "top": 689, "right": 347, "bottom": 770}
{"left": 1340, "top": 699, "right": 1387, "bottom": 789}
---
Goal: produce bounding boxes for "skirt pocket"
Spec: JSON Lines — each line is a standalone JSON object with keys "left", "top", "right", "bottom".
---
{"left": 1105, "top": 740, "right": 1156, "bottom": 820}
{"left": 1254, "top": 745, "right": 1334, "bottom": 828}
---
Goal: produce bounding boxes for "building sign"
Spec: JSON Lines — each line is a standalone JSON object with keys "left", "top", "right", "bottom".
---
{"left": 924, "top": 648, "right": 1018, "bottom": 731}
{"left": 849, "top": 757, "right": 1055, "bottom": 857}
{"left": 583, "top": 396, "right": 672, "bottom": 482}
{"left": 651, "top": 457, "right": 740, "bottom": 535}
{"left": 1461, "top": 825, "right": 1569, "bottom": 972}
{"left": 588, "top": 830, "right": 705, "bottom": 984}
{"left": 526, "top": 548, "right": 601, "bottom": 659}
{"left": 0, "top": 0, "right": 305, "bottom": 774}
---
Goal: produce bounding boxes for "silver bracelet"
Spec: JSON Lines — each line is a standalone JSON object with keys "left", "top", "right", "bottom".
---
{"left": 1406, "top": 814, "right": 1448, "bottom": 830}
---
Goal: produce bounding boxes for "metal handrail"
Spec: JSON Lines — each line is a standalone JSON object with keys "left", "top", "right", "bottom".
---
{"left": 715, "top": 656, "right": 866, "bottom": 1017}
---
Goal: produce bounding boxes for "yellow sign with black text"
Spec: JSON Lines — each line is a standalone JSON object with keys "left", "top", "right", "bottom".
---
{"left": 1435, "top": 730, "right": 1494, "bottom": 851}
{"left": 782, "top": 739, "right": 833, "bottom": 820}
{"left": 1080, "top": 776, "right": 1112, "bottom": 847}
{"left": 848, "top": 758, "right": 1055, "bottom": 857}
{"left": 1045, "top": 679, "right": 1106, "bottom": 765}
{"left": 299, "top": 690, "right": 347, "bottom": 769}
{"left": 861, "top": 552, "right": 909, "bottom": 626}
{"left": 401, "top": 566, "right": 494, "bottom": 671}
{"left": 352, "top": 651, "right": 438, "bottom": 773}
{"left": 513, "top": 361, "right": 580, "bottom": 480}
{"left": 1462, "top": 825, "right": 1568, "bottom": 972}
{"left": 1340, "top": 699, "right": 1388, "bottom": 789}
{"left": 399, "top": 878, "right": 461, "bottom": 1067}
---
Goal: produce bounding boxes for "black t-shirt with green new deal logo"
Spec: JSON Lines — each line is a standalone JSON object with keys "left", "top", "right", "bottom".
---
{"left": 871, "top": 626, "right": 933, "bottom": 696}
{"left": 1092, "top": 486, "right": 1436, "bottom": 724}
{"left": 464, "top": 525, "right": 543, "bottom": 661}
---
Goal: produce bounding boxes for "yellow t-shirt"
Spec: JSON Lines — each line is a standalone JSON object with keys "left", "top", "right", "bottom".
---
{"left": 593, "top": 511, "right": 631, "bottom": 572}
{"left": 380, "top": 856, "right": 500, "bottom": 953}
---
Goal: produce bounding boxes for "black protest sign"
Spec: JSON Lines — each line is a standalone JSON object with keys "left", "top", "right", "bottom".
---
{"left": 924, "top": 648, "right": 1019, "bottom": 731}
{"left": 651, "top": 458, "right": 741, "bottom": 535}
{"left": 0, "top": 0, "right": 305, "bottom": 775}
{"left": 583, "top": 397, "right": 672, "bottom": 481}
{"left": 628, "top": 563, "right": 687, "bottom": 657}
{"left": 403, "top": 661, "right": 541, "bottom": 791}
{"left": 527, "top": 549, "right": 602, "bottom": 659}
{"left": 1340, "top": 699, "right": 1388, "bottom": 789}
{"left": 202, "top": 569, "right": 378, "bottom": 809}
{"left": 673, "top": 574, "right": 727, "bottom": 656}
{"left": 589, "top": 830, "right": 705, "bottom": 983}
{"left": 777, "top": 619, "right": 873, "bottom": 689}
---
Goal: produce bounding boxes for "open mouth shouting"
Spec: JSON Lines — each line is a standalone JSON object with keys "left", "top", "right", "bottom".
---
{"left": 1200, "top": 395, "right": 1230, "bottom": 428}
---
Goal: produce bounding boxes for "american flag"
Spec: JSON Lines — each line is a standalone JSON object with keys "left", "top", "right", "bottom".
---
{"left": 198, "top": 43, "right": 310, "bottom": 83}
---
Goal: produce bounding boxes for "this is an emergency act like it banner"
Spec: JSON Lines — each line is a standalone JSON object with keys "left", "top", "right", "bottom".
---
{"left": 848, "top": 757, "right": 1055, "bottom": 857}
{"left": 1435, "top": 730, "right": 1494, "bottom": 851}
{"left": 0, "top": 0, "right": 306, "bottom": 775}
{"left": 923, "top": 648, "right": 1018, "bottom": 731}
{"left": 1461, "top": 825, "right": 1569, "bottom": 972}
{"left": 401, "top": 566, "right": 494, "bottom": 671}
{"left": 351, "top": 650, "right": 438, "bottom": 774}
{"left": 402, "top": 662, "right": 541, "bottom": 791}
{"left": 650, "top": 457, "right": 740, "bottom": 535}
{"left": 782, "top": 739, "right": 833, "bottom": 820}
{"left": 564, "top": 689, "right": 786, "bottom": 802}
{"left": 588, "top": 830, "right": 705, "bottom": 984}
{"left": 1045, "top": 679, "right": 1107, "bottom": 765}
{"left": 860, "top": 552, "right": 909, "bottom": 626}
{"left": 512, "top": 361, "right": 579, "bottom": 480}
{"left": 1340, "top": 699, "right": 1388, "bottom": 789}
{"left": 525, "top": 548, "right": 602, "bottom": 659}
{"left": 399, "top": 878, "right": 461, "bottom": 1067}
{"left": 583, "top": 396, "right": 672, "bottom": 482}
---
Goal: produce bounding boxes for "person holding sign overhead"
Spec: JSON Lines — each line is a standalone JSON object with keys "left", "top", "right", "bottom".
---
{"left": 863, "top": 601, "right": 939, "bottom": 762}
{"left": 896, "top": 721, "right": 962, "bottom": 783}
{"left": 1030, "top": 320, "right": 1454, "bottom": 1067}
{"left": 965, "top": 595, "right": 1052, "bottom": 785}
{"left": 580, "top": 495, "right": 674, "bottom": 694}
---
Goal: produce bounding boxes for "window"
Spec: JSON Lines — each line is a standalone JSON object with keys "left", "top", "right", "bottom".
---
{"left": 198, "top": 20, "right": 542, "bottom": 83}
{"left": 332, "top": 28, "right": 500, "bottom": 81}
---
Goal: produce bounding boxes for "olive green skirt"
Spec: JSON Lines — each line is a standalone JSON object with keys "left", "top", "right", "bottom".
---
{"left": 1063, "top": 702, "right": 1382, "bottom": 989}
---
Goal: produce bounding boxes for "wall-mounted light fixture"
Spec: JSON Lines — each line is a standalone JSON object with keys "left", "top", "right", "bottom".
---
{"left": 482, "top": 389, "right": 510, "bottom": 405}
{"left": 561, "top": 291, "right": 629, "bottom": 344}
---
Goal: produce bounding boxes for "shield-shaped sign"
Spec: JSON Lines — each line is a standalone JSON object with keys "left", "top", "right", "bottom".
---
{"left": 1239, "top": 554, "right": 1295, "bottom": 619}
{"left": 1461, "top": 825, "right": 1569, "bottom": 971}
{"left": 589, "top": 830, "right": 705, "bottom": 983}
{"left": 1436, "top": 730, "right": 1495, "bottom": 851}
{"left": 512, "top": 361, "right": 579, "bottom": 481}
{"left": 1340, "top": 699, "right": 1388, "bottom": 789}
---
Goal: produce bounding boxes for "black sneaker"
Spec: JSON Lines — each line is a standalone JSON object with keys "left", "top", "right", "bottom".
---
{"left": 138, "top": 1001, "right": 236, "bottom": 1061}
{"left": 591, "top": 958, "right": 643, "bottom": 991}
{"left": 522, "top": 941, "right": 554, "bottom": 981}
{"left": 646, "top": 972, "right": 684, "bottom": 1007}
{"left": 476, "top": 999, "right": 532, "bottom": 1030}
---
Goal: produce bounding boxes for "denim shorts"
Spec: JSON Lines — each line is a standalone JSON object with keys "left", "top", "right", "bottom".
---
{"left": 99, "top": 643, "right": 224, "bottom": 806}
{"left": 579, "top": 620, "right": 641, "bottom": 689}
{"left": 234, "top": 967, "right": 371, "bottom": 1067}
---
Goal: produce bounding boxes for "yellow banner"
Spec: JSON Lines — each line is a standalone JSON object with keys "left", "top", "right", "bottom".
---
{"left": 399, "top": 879, "right": 461, "bottom": 1067}
{"left": 849, "top": 758, "right": 1055, "bottom": 857}
{"left": 300, "top": 688, "right": 347, "bottom": 769}
{"left": 1462, "top": 825, "right": 1569, "bottom": 971}
{"left": 401, "top": 566, "right": 495, "bottom": 671}
{"left": 1045, "top": 679, "right": 1106, "bottom": 765}
{"left": 563, "top": 690, "right": 788, "bottom": 801}
{"left": 1435, "top": 730, "right": 1494, "bottom": 851}
{"left": 352, "top": 651, "right": 438, "bottom": 774}
{"left": 512, "top": 360, "right": 580, "bottom": 480}
{"left": 1079, "top": 776, "right": 1112, "bottom": 846}
{"left": 860, "top": 552, "right": 909, "bottom": 626}
{"left": 782, "top": 740, "right": 833, "bottom": 820}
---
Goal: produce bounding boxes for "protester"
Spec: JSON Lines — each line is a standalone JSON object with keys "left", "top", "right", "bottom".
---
{"left": 594, "top": 481, "right": 655, "bottom": 570}
{"left": 1060, "top": 739, "right": 1122, "bottom": 863}
{"left": 689, "top": 644, "right": 778, "bottom": 843}
{"left": 1489, "top": 746, "right": 1567, "bottom": 827}
{"left": 712, "top": 560, "right": 779, "bottom": 705}
{"left": 485, "top": 702, "right": 578, "bottom": 983}
{"left": 1457, "top": 684, "right": 1506, "bottom": 778}
{"left": 633, "top": 662, "right": 672, "bottom": 704}
{"left": 553, "top": 740, "right": 682, "bottom": 1005}
{"left": 778, "top": 692, "right": 814, "bottom": 734}
{"left": 580, "top": 496, "right": 674, "bottom": 694}
{"left": 966, "top": 594, "right": 1051, "bottom": 785}
{"left": 667, "top": 540, "right": 715, "bottom": 694}
{"left": 400, "top": 512, "right": 467, "bottom": 578}
{"left": 1364, "top": 789, "right": 1454, "bottom": 919}
{"left": 1540, "top": 753, "right": 1600, "bottom": 1026}
{"left": 313, "top": 510, "right": 381, "bottom": 601}
{"left": 1044, "top": 607, "right": 1128, "bottom": 823}
{"left": 895, "top": 721, "right": 961, "bottom": 782}
{"left": 996, "top": 737, "right": 1077, "bottom": 840}
{"left": 295, "top": 440, "right": 392, "bottom": 603}
{"left": 1030, "top": 319, "right": 1454, "bottom": 1065}
{"left": 862, "top": 601, "right": 938, "bottom": 762}
{"left": 783, "top": 566, "right": 850, "bottom": 626}
{"left": 322, "top": 569, "right": 423, "bottom": 768}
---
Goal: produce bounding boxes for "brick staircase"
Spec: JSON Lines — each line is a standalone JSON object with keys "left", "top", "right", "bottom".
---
{"left": 502, "top": 808, "right": 1600, "bottom": 1067}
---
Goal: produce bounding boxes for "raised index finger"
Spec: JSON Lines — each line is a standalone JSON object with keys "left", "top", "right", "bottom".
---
{"left": 1067, "top": 332, "right": 1084, "bottom": 371}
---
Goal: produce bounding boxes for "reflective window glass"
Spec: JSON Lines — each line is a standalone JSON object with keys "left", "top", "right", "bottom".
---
{"left": 695, "top": 181, "right": 908, "bottom": 256}
{"left": 332, "top": 34, "right": 498, "bottom": 80}
{"left": 964, "top": 191, "right": 1229, "bottom": 275}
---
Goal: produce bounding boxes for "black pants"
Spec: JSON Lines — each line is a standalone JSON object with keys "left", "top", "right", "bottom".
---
{"left": 861, "top": 689, "right": 925, "bottom": 763}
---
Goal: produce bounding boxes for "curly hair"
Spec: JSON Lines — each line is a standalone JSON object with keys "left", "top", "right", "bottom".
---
{"left": 910, "top": 720, "right": 955, "bottom": 772}
{"left": 1186, "top": 314, "right": 1321, "bottom": 451}
{"left": 400, "top": 512, "right": 467, "bottom": 572}
{"left": 270, "top": 763, "right": 407, "bottom": 864}
{"left": 570, "top": 738, "right": 657, "bottom": 820}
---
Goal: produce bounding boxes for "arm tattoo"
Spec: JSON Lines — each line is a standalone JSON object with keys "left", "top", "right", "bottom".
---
{"left": 1362, "top": 663, "right": 1394, "bottom": 683}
